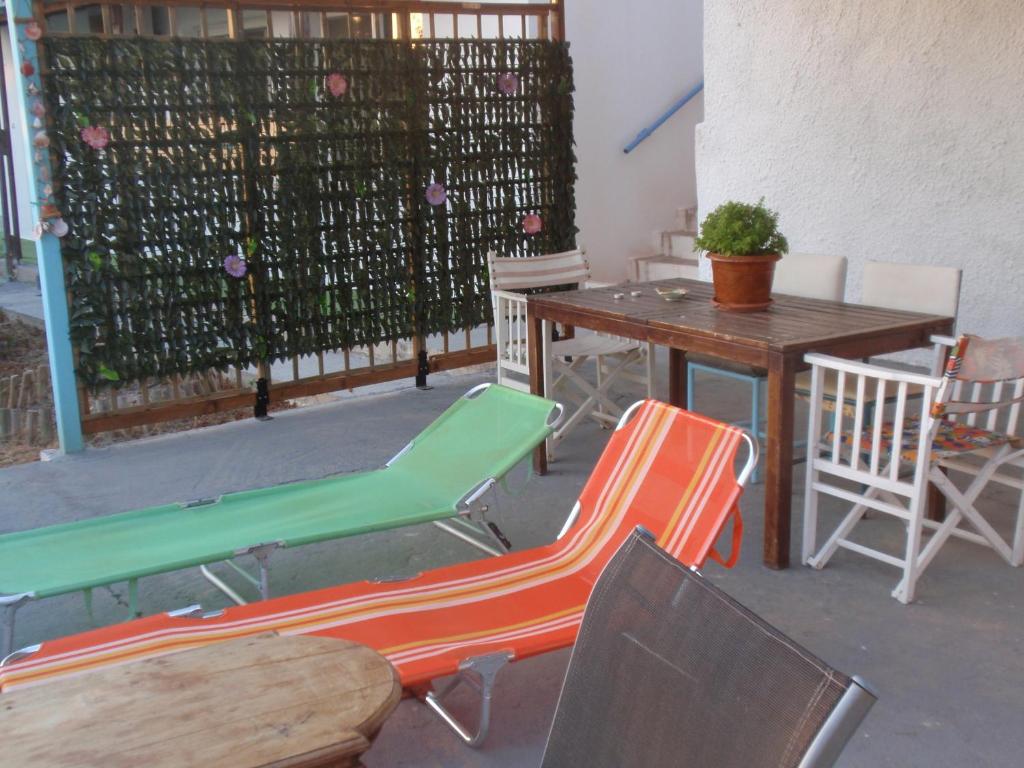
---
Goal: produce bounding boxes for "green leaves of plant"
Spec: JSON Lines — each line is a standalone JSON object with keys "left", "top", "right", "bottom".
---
{"left": 97, "top": 363, "right": 120, "bottom": 381}
{"left": 693, "top": 198, "right": 789, "bottom": 256}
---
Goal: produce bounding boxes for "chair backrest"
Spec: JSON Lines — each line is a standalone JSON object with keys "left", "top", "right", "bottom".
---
{"left": 387, "top": 383, "right": 561, "bottom": 503}
{"left": 862, "top": 260, "right": 961, "bottom": 318}
{"left": 568, "top": 401, "right": 755, "bottom": 575}
{"left": 773, "top": 253, "right": 848, "bottom": 301}
{"left": 933, "top": 335, "right": 1024, "bottom": 437}
{"left": 487, "top": 249, "right": 590, "bottom": 292}
{"left": 542, "top": 531, "right": 876, "bottom": 768}
{"left": 803, "top": 353, "right": 942, "bottom": 493}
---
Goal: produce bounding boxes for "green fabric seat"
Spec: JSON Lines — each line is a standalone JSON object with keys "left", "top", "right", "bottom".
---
{"left": 0, "top": 385, "right": 559, "bottom": 602}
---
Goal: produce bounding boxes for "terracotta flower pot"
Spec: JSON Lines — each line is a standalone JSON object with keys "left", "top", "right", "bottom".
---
{"left": 708, "top": 252, "right": 782, "bottom": 312}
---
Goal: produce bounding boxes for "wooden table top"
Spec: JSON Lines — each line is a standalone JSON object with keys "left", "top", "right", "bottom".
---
{"left": 2, "top": 633, "right": 401, "bottom": 768}
{"left": 529, "top": 278, "right": 953, "bottom": 355}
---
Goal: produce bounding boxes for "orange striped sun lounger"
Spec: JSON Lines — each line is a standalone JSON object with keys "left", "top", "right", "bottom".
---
{"left": 0, "top": 400, "right": 757, "bottom": 747}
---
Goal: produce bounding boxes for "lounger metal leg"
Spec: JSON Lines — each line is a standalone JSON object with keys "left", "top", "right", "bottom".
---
{"left": 433, "top": 520, "right": 504, "bottom": 557}
{"left": 435, "top": 479, "right": 513, "bottom": 557}
{"left": 199, "top": 542, "right": 279, "bottom": 606}
{"left": 0, "top": 594, "right": 32, "bottom": 658}
{"left": 199, "top": 564, "right": 249, "bottom": 606}
{"left": 252, "top": 546, "right": 273, "bottom": 601}
{"left": 424, "top": 652, "right": 511, "bottom": 748}
{"left": 3, "top": 604, "right": 16, "bottom": 658}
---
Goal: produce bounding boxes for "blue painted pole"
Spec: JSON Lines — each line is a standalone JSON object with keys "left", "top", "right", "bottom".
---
{"left": 623, "top": 81, "right": 704, "bottom": 155}
{"left": 4, "top": 1, "right": 84, "bottom": 453}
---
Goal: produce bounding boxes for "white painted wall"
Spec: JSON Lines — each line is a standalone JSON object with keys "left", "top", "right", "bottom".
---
{"left": 2, "top": 31, "right": 35, "bottom": 244}
{"left": 697, "top": 0, "right": 1024, "bottom": 341}
{"left": 566, "top": 0, "right": 703, "bottom": 282}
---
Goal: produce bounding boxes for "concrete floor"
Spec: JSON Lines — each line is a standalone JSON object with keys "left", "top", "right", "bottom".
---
{"left": 0, "top": 280, "right": 44, "bottom": 327}
{"left": 2, "top": 362, "right": 1023, "bottom": 767}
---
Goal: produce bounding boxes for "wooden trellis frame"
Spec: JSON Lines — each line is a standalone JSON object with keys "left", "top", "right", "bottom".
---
{"left": 24, "top": 0, "right": 568, "bottom": 438}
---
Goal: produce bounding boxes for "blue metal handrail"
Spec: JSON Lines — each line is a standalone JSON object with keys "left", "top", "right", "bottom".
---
{"left": 623, "top": 81, "right": 704, "bottom": 154}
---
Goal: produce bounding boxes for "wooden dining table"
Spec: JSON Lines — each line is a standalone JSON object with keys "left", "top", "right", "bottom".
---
{"left": 527, "top": 278, "right": 955, "bottom": 569}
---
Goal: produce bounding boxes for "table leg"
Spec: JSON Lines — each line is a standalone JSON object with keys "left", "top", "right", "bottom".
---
{"left": 668, "top": 348, "right": 688, "bottom": 408}
{"left": 764, "top": 355, "right": 796, "bottom": 569}
{"left": 927, "top": 469, "right": 948, "bottom": 522}
{"left": 528, "top": 307, "right": 548, "bottom": 476}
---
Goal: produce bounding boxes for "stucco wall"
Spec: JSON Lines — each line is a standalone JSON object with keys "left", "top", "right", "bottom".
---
{"left": 566, "top": 0, "right": 703, "bottom": 281}
{"left": 696, "top": 0, "right": 1024, "bottom": 340}
{"left": 2, "top": 32, "right": 35, "bottom": 244}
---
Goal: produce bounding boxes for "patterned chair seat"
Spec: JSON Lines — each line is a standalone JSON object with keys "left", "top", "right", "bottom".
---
{"left": 829, "top": 418, "right": 1021, "bottom": 464}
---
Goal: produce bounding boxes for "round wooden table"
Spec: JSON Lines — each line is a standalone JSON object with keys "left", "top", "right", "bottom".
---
{"left": 2, "top": 632, "right": 401, "bottom": 767}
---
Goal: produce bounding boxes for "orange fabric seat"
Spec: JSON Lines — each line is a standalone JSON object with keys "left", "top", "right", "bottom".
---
{"left": 0, "top": 401, "right": 750, "bottom": 695}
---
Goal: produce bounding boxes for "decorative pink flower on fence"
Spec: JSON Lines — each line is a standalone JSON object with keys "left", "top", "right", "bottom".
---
{"left": 21, "top": 61, "right": 34, "bottom": 77}
{"left": 24, "top": 22, "right": 43, "bottom": 41}
{"left": 497, "top": 72, "right": 519, "bottom": 95}
{"left": 49, "top": 218, "right": 69, "bottom": 237}
{"left": 32, "top": 131, "right": 49, "bottom": 149}
{"left": 80, "top": 125, "right": 110, "bottom": 150}
{"left": 223, "top": 254, "right": 247, "bottom": 278}
{"left": 425, "top": 183, "right": 447, "bottom": 206}
{"left": 326, "top": 72, "right": 349, "bottom": 98}
{"left": 522, "top": 213, "right": 543, "bottom": 235}
{"left": 30, "top": 100, "right": 45, "bottom": 118}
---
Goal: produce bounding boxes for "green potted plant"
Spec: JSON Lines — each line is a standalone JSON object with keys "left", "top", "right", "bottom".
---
{"left": 693, "top": 199, "right": 789, "bottom": 312}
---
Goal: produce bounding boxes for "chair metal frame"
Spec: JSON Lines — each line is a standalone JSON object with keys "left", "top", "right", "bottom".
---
{"left": 802, "top": 336, "right": 1024, "bottom": 603}
{"left": 541, "top": 529, "right": 877, "bottom": 768}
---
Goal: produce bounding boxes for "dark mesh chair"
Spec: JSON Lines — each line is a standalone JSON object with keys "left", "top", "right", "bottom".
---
{"left": 542, "top": 530, "right": 876, "bottom": 768}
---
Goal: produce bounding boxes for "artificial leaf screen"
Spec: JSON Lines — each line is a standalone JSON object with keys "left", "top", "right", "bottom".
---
{"left": 44, "top": 37, "right": 576, "bottom": 386}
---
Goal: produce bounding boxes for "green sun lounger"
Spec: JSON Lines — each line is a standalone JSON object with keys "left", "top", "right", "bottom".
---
{"left": 0, "top": 383, "right": 562, "bottom": 655}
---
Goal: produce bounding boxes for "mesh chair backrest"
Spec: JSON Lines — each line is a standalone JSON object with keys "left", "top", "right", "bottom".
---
{"left": 542, "top": 532, "right": 872, "bottom": 768}
{"left": 487, "top": 249, "right": 591, "bottom": 291}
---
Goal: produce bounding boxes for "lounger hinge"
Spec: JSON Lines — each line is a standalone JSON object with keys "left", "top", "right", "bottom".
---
{"left": 166, "top": 604, "right": 226, "bottom": 620}
{"left": 234, "top": 541, "right": 284, "bottom": 557}
{"left": 1, "top": 643, "right": 41, "bottom": 667}
{"left": 181, "top": 497, "right": 220, "bottom": 509}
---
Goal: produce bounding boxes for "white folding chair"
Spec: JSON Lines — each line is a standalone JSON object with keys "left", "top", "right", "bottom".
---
{"left": 802, "top": 335, "right": 1024, "bottom": 603}
{"left": 488, "top": 248, "right": 654, "bottom": 460}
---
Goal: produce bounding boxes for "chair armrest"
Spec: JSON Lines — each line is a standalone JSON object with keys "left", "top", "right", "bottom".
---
{"left": 804, "top": 353, "right": 942, "bottom": 388}
{"left": 491, "top": 289, "right": 528, "bottom": 303}
{"left": 929, "top": 335, "right": 957, "bottom": 376}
